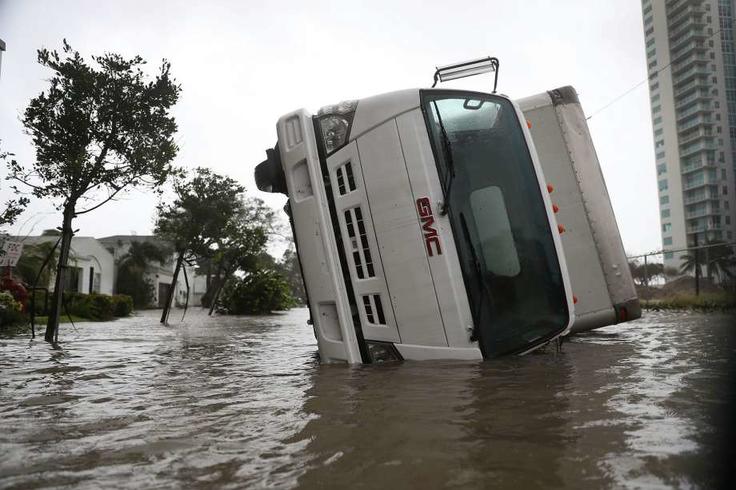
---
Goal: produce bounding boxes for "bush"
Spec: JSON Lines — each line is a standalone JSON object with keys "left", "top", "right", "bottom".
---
{"left": 0, "top": 291, "right": 26, "bottom": 327}
{"left": 111, "top": 294, "right": 133, "bottom": 317}
{"left": 641, "top": 292, "right": 736, "bottom": 311}
{"left": 218, "top": 270, "right": 295, "bottom": 315}
{"left": 116, "top": 266, "right": 155, "bottom": 308}
{"left": 60, "top": 292, "right": 133, "bottom": 320}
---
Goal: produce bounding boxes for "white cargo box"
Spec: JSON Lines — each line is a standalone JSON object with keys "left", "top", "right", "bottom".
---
{"left": 518, "top": 86, "right": 640, "bottom": 333}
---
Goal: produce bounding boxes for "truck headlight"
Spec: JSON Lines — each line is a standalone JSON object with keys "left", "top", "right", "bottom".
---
{"left": 316, "top": 100, "right": 358, "bottom": 155}
{"left": 366, "top": 341, "right": 403, "bottom": 363}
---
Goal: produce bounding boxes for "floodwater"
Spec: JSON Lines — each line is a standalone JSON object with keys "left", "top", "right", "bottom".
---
{"left": 0, "top": 309, "right": 734, "bottom": 489}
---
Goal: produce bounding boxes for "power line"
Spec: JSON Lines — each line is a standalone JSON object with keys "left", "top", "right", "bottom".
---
{"left": 627, "top": 241, "right": 736, "bottom": 260}
{"left": 587, "top": 27, "right": 724, "bottom": 121}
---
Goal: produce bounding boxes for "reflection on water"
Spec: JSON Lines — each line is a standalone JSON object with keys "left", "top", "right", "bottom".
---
{"left": 0, "top": 309, "right": 732, "bottom": 489}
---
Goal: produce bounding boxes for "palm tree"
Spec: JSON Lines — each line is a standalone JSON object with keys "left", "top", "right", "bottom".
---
{"left": 680, "top": 240, "right": 735, "bottom": 283}
{"left": 119, "top": 241, "right": 168, "bottom": 270}
{"left": 704, "top": 241, "right": 736, "bottom": 283}
{"left": 116, "top": 241, "right": 169, "bottom": 307}
{"left": 15, "top": 241, "right": 61, "bottom": 289}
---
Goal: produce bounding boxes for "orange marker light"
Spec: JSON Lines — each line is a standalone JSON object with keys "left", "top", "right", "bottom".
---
{"left": 552, "top": 204, "right": 559, "bottom": 213}
{"left": 527, "top": 119, "right": 532, "bottom": 129}
{"left": 547, "top": 184, "right": 554, "bottom": 193}
{"left": 558, "top": 224, "right": 566, "bottom": 234}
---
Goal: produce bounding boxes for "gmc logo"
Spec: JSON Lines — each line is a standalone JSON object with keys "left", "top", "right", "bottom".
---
{"left": 416, "top": 197, "right": 442, "bottom": 257}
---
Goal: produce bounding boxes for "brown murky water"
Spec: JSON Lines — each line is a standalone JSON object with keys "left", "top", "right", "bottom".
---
{"left": 0, "top": 309, "right": 733, "bottom": 489}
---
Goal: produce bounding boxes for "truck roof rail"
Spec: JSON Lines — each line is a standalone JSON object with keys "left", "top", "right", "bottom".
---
{"left": 432, "top": 56, "right": 500, "bottom": 93}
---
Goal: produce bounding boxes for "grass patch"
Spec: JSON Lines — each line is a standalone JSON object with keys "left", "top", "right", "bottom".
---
{"left": 641, "top": 292, "right": 736, "bottom": 312}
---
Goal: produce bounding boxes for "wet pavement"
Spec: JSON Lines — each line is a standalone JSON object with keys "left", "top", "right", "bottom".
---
{"left": 0, "top": 308, "right": 733, "bottom": 489}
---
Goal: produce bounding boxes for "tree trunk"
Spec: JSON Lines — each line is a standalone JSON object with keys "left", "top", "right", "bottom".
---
{"left": 202, "top": 261, "right": 224, "bottom": 308}
{"left": 208, "top": 267, "right": 231, "bottom": 316}
{"left": 45, "top": 205, "right": 75, "bottom": 343}
{"left": 160, "top": 252, "right": 184, "bottom": 324}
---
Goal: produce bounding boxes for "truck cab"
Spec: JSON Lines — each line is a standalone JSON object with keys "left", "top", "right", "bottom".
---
{"left": 256, "top": 86, "right": 575, "bottom": 363}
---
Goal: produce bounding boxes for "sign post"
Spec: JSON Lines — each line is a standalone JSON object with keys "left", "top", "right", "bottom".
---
{"left": 0, "top": 239, "right": 24, "bottom": 268}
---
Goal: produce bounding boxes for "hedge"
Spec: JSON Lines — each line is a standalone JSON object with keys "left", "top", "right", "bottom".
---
{"left": 61, "top": 292, "right": 134, "bottom": 320}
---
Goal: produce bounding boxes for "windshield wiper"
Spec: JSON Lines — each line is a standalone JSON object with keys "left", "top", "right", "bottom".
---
{"left": 432, "top": 101, "right": 456, "bottom": 215}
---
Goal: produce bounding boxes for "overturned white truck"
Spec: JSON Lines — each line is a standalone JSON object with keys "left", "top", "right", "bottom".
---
{"left": 256, "top": 58, "right": 638, "bottom": 363}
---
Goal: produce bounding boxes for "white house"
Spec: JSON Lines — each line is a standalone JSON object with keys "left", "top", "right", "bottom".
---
{"left": 19, "top": 235, "right": 115, "bottom": 295}
{"left": 99, "top": 235, "right": 207, "bottom": 307}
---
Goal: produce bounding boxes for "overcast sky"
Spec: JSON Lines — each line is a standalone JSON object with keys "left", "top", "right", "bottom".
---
{"left": 0, "top": 0, "right": 658, "bottom": 255}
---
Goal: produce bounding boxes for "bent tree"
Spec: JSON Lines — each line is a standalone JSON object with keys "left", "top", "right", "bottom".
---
{"left": 201, "top": 197, "right": 274, "bottom": 314}
{"left": 154, "top": 168, "right": 245, "bottom": 324}
{"left": 7, "top": 41, "right": 180, "bottom": 342}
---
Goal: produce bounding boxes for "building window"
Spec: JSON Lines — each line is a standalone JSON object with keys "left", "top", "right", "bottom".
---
{"left": 663, "top": 237, "right": 673, "bottom": 246}
{"left": 653, "top": 116, "right": 662, "bottom": 125}
{"left": 656, "top": 151, "right": 666, "bottom": 160}
{"left": 724, "top": 185, "right": 729, "bottom": 195}
{"left": 664, "top": 252, "right": 674, "bottom": 260}
{"left": 727, "top": 216, "right": 731, "bottom": 225}
{"left": 659, "top": 179, "right": 668, "bottom": 191}
{"left": 654, "top": 128, "right": 663, "bottom": 136}
{"left": 661, "top": 208, "right": 670, "bottom": 218}
{"left": 660, "top": 195, "right": 669, "bottom": 205}
{"left": 662, "top": 223, "right": 672, "bottom": 232}
{"left": 652, "top": 105, "right": 661, "bottom": 113}
{"left": 657, "top": 163, "right": 667, "bottom": 175}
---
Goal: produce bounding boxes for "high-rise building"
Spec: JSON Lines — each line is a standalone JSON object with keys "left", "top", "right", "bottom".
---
{"left": 642, "top": 0, "right": 736, "bottom": 270}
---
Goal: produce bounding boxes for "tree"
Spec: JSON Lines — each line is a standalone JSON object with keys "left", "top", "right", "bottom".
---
{"left": 681, "top": 241, "right": 736, "bottom": 284}
{"left": 154, "top": 167, "right": 245, "bottom": 323}
{"left": 116, "top": 241, "right": 169, "bottom": 308}
{"left": 201, "top": 197, "right": 274, "bottom": 312}
{"left": 217, "top": 269, "right": 295, "bottom": 315}
{"left": 628, "top": 259, "right": 664, "bottom": 287}
{"left": 6, "top": 41, "right": 180, "bottom": 342}
{"left": 277, "top": 244, "right": 307, "bottom": 305}
{"left": 0, "top": 145, "right": 28, "bottom": 232}
{"left": 14, "top": 241, "right": 61, "bottom": 290}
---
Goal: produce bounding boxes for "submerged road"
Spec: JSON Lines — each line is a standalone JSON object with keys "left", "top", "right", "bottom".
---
{"left": 0, "top": 309, "right": 733, "bottom": 489}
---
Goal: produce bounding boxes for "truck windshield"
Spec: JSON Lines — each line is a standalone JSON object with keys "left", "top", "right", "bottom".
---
{"left": 422, "top": 91, "right": 569, "bottom": 357}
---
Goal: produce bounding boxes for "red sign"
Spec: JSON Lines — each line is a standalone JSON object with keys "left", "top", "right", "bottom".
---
{"left": 416, "top": 197, "right": 442, "bottom": 257}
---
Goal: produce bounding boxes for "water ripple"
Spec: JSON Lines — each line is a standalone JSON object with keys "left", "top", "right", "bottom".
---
{"left": 0, "top": 308, "right": 733, "bottom": 489}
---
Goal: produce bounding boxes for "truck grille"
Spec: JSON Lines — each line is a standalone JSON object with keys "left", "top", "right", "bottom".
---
{"left": 344, "top": 206, "right": 375, "bottom": 279}
{"left": 362, "top": 294, "right": 386, "bottom": 325}
{"left": 336, "top": 161, "right": 357, "bottom": 195}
